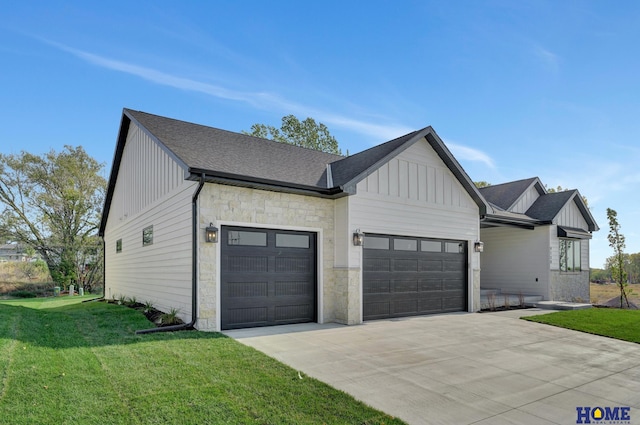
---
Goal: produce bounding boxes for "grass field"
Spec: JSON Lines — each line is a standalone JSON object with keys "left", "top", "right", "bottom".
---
{"left": 0, "top": 297, "right": 405, "bottom": 425}
{"left": 590, "top": 282, "right": 640, "bottom": 305}
{"left": 524, "top": 308, "right": 640, "bottom": 344}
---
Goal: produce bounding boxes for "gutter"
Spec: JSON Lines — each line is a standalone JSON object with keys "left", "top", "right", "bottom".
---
{"left": 136, "top": 173, "right": 206, "bottom": 334}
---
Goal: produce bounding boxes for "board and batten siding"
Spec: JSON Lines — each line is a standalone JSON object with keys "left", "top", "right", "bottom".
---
{"left": 480, "top": 226, "right": 551, "bottom": 298}
{"left": 554, "top": 198, "right": 589, "bottom": 230}
{"left": 104, "top": 122, "right": 195, "bottom": 323}
{"left": 510, "top": 185, "right": 541, "bottom": 213}
{"left": 350, "top": 138, "right": 479, "bottom": 247}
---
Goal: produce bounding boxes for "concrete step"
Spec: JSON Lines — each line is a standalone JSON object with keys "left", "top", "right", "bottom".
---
{"left": 480, "top": 293, "right": 542, "bottom": 309}
{"left": 534, "top": 301, "right": 592, "bottom": 311}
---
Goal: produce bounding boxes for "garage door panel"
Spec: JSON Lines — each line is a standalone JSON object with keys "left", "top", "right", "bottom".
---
{"left": 393, "top": 280, "right": 419, "bottom": 292}
{"left": 420, "top": 279, "right": 443, "bottom": 292}
{"left": 422, "top": 260, "right": 443, "bottom": 271}
{"left": 224, "top": 256, "right": 269, "bottom": 272}
{"left": 225, "top": 281, "right": 268, "bottom": 298}
{"left": 275, "top": 256, "right": 311, "bottom": 272}
{"left": 364, "top": 301, "right": 390, "bottom": 319}
{"left": 365, "top": 280, "right": 391, "bottom": 294}
{"left": 394, "top": 259, "right": 419, "bottom": 272}
{"left": 393, "top": 299, "right": 418, "bottom": 315}
{"left": 275, "top": 281, "right": 314, "bottom": 296}
{"left": 364, "top": 234, "right": 467, "bottom": 320}
{"left": 419, "top": 298, "right": 443, "bottom": 313}
{"left": 364, "top": 258, "right": 391, "bottom": 272}
{"left": 221, "top": 227, "right": 317, "bottom": 330}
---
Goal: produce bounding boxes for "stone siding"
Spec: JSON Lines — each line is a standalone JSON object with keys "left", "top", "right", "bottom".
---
{"left": 197, "top": 183, "right": 336, "bottom": 331}
{"left": 549, "top": 270, "right": 590, "bottom": 303}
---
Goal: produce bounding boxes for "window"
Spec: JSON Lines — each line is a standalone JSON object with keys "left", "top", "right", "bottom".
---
{"left": 445, "top": 242, "right": 465, "bottom": 254}
{"left": 560, "top": 239, "right": 581, "bottom": 272}
{"left": 421, "top": 240, "right": 442, "bottom": 252}
{"left": 228, "top": 230, "right": 267, "bottom": 246}
{"left": 276, "top": 233, "right": 309, "bottom": 248}
{"left": 142, "top": 226, "right": 153, "bottom": 246}
{"left": 394, "top": 238, "right": 417, "bottom": 251}
{"left": 116, "top": 239, "right": 122, "bottom": 253}
{"left": 363, "top": 236, "right": 389, "bottom": 250}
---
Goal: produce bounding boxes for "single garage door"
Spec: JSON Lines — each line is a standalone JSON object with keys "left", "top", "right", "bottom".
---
{"left": 363, "top": 234, "right": 467, "bottom": 320}
{"left": 221, "top": 226, "right": 317, "bottom": 330}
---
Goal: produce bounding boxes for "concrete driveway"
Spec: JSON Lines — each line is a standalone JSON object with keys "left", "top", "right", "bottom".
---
{"left": 225, "top": 309, "right": 640, "bottom": 425}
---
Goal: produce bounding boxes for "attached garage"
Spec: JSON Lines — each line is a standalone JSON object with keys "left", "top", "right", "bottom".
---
{"left": 363, "top": 234, "right": 467, "bottom": 320}
{"left": 220, "top": 226, "right": 317, "bottom": 330}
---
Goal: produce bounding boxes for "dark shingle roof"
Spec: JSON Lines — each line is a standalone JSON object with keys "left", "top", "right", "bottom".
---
{"left": 126, "top": 109, "right": 344, "bottom": 189}
{"left": 479, "top": 177, "right": 540, "bottom": 210}
{"left": 330, "top": 130, "right": 422, "bottom": 188}
{"left": 525, "top": 190, "right": 577, "bottom": 222}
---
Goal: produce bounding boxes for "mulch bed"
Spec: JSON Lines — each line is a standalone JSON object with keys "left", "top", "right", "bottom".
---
{"left": 103, "top": 300, "right": 184, "bottom": 327}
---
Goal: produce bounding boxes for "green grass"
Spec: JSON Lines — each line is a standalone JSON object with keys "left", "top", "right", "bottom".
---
{"left": 0, "top": 297, "right": 405, "bottom": 425}
{"left": 524, "top": 308, "right": 640, "bottom": 343}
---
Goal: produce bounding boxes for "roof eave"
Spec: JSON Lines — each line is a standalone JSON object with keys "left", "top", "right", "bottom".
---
{"left": 336, "top": 127, "right": 490, "bottom": 215}
{"left": 187, "top": 169, "right": 346, "bottom": 199}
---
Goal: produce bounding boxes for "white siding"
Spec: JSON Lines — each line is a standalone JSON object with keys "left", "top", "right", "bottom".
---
{"left": 480, "top": 226, "right": 551, "bottom": 298}
{"left": 351, "top": 138, "right": 478, "bottom": 252}
{"left": 554, "top": 197, "right": 589, "bottom": 229}
{"left": 104, "top": 122, "right": 195, "bottom": 322}
{"left": 511, "top": 185, "right": 541, "bottom": 213}
{"left": 108, "top": 124, "right": 185, "bottom": 223}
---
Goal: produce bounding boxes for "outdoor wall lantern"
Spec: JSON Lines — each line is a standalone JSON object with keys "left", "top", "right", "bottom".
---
{"left": 205, "top": 223, "right": 219, "bottom": 243}
{"left": 352, "top": 229, "right": 365, "bottom": 246}
{"left": 474, "top": 241, "right": 484, "bottom": 253}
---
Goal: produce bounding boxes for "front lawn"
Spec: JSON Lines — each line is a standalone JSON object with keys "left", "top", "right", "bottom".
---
{"left": 523, "top": 308, "right": 640, "bottom": 343}
{"left": 0, "top": 297, "right": 404, "bottom": 424}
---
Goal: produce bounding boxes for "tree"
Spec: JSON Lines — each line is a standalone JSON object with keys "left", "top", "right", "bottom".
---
{"left": 606, "top": 208, "right": 631, "bottom": 308}
{"left": 546, "top": 185, "right": 588, "bottom": 207}
{"left": 0, "top": 146, "right": 106, "bottom": 290}
{"left": 474, "top": 181, "right": 491, "bottom": 188}
{"left": 244, "top": 115, "right": 342, "bottom": 155}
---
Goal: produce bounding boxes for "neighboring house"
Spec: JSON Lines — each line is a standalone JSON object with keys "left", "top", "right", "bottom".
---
{"left": 0, "top": 243, "right": 29, "bottom": 262}
{"left": 99, "top": 110, "right": 598, "bottom": 330}
{"left": 99, "top": 109, "right": 489, "bottom": 331}
{"left": 479, "top": 177, "right": 598, "bottom": 303}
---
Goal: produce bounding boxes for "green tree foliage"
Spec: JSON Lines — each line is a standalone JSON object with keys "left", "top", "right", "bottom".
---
{"left": 474, "top": 181, "right": 491, "bottom": 188}
{"left": 244, "top": 115, "right": 342, "bottom": 155}
{"left": 606, "top": 208, "right": 631, "bottom": 308}
{"left": 546, "top": 184, "right": 588, "bottom": 207}
{"left": 0, "top": 146, "right": 106, "bottom": 290}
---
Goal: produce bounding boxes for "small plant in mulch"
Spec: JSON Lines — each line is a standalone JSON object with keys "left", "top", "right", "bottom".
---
{"left": 105, "top": 298, "right": 184, "bottom": 327}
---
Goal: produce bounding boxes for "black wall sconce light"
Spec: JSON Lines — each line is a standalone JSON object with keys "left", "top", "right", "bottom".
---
{"left": 474, "top": 241, "right": 484, "bottom": 253}
{"left": 353, "top": 229, "right": 364, "bottom": 246}
{"left": 205, "top": 223, "right": 219, "bottom": 243}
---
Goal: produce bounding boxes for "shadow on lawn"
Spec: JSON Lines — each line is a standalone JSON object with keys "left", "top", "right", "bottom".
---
{"left": 0, "top": 300, "right": 227, "bottom": 349}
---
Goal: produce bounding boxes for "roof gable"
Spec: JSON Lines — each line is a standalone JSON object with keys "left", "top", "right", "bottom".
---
{"left": 526, "top": 190, "right": 598, "bottom": 231}
{"left": 479, "top": 177, "right": 544, "bottom": 211}
{"left": 329, "top": 127, "right": 489, "bottom": 214}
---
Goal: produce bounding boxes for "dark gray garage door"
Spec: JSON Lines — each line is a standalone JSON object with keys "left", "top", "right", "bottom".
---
{"left": 221, "top": 226, "right": 317, "bottom": 330}
{"left": 363, "top": 234, "right": 467, "bottom": 320}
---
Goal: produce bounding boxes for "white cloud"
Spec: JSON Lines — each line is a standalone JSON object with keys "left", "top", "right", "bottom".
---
{"left": 445, "top": 141, "right": 496, "bottom": 169}
{"left": 44, "top": 39, "right": 413, "bottom": 142}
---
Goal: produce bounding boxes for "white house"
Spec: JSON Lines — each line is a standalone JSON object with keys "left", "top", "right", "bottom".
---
{"left": 99, "top": 109, "right": 597, "bottom": 331}
{"left": 479, "top": 178, "right": 598, "bottom": 303}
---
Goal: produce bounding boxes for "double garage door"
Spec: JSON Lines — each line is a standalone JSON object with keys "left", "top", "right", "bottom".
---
{"left": 220, "top": 227, "right": 467, "bottom": 329}
{"left": 363, "top": 234, "right": 468, "bottom": 320}
{"left": 221, "top": 226, "right": 317, "bottom": 330}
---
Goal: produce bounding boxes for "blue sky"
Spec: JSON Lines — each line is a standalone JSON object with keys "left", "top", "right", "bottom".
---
{"left": 2, "top": 1, "right": 639, "bottom": 267}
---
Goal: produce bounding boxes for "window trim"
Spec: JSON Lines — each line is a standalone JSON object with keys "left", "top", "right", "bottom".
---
{"left": 559, "top": 238, "right": 581, "bottom": 272}
{"left": 142, "top": 225, "right": 154, "bottom": 247}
